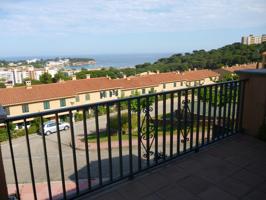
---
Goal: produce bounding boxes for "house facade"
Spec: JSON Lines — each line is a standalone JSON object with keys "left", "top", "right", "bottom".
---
{"left": 0, "top": 69, "right": 219, "bottom": 127}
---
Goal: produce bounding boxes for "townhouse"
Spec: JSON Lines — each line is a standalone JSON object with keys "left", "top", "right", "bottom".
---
{"left": 0, "top": 69, "right": 219, "bottom": 127}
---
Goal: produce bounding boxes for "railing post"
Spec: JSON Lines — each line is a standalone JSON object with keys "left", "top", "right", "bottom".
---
{"left": 236, "top": 69, "right": 266, "bottom": 136}
{"left": 0, "top": 106, "right": 9, "bottom": 200}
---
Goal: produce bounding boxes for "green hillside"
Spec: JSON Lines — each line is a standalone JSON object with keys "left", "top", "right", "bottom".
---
{"left": 76, "top": 42, "right": 266, "bottom": 79}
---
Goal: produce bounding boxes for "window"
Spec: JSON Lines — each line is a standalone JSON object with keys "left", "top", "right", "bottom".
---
{"left": 85, "top": 94, "right": 90, "bottom": 101}
{"left": 75, "top": 95, "right": 80, "bottom": 102}
{"left": 100, "top": 91, "right": 106, "bottom": 99}
{"left": 163, "top": 83, "right": 166, "bottom": 89}
{"left": 149, "top": 88, "right": 155, "bottom": 94}
{"left": 4, "top": 107, "right": 10, "bottom": 115}
{"left": 60, "top": 99, "right": 66, "bottom": 107}
{"left": 173, "top": 82, "right": 177, "bottom": 87}
{"left": 109, "top": 91, "right": 113, "bottom": 97}
{"left": 181, "top": 81, "right": 184, "bottom": 86}
{"left": 43, "top": 101, "right": 50, "bottom": 110}
{"left": 131, "top": 90, "right": 135, "bottom": 95}
{"left": 142, "top": 88, "right": 146, "bottom": 94}
{"left": 22, "top": 104, "right": 29, "bottom": 113}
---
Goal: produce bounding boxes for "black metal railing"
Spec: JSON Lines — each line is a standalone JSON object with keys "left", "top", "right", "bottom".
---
{"left": 0, "top": 80, "right": 246, "bottom": 200}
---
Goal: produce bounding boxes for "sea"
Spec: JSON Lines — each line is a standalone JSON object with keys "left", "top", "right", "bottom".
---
{"left": 1, "top": 53, "right": 173, "bottom": 70}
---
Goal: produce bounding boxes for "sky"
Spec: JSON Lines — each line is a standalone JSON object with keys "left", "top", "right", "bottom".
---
{"left": 0, "top": 0, "right": 265, "bottom": 58}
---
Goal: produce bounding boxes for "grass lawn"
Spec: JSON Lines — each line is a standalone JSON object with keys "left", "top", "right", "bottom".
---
{"left": 86, "top": 124, "right": 209, "bottom": 143}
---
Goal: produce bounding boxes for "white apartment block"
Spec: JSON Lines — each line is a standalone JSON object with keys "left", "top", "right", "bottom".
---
{"left": 241, "top": 34, "right": 265, "bottom": 45}
{"left": 0, "top": 66, "right": 59, "bottom": 85}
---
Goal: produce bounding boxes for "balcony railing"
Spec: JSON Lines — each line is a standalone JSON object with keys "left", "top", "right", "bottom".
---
{"left": 0, "top": 80, "right": 246, "bottom": 200}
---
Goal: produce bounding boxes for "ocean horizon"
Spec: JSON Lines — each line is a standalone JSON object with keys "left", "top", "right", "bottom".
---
{"left": 1, "top": 53, "right": 174, "bottom": 69}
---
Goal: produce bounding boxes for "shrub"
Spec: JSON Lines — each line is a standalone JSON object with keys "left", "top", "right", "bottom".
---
{"left": 110, "top": 113, "right": 138, "bottom": 134}
{"left": 0, "top": 128, "right": 8, "bottom": 142}
{"left": 75, "top": 112, "right": 83, "bottom": 121}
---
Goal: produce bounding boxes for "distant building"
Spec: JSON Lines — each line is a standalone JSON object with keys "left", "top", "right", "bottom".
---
{"left": 262, "top": 34, "right": 266, "bottom": 43}
{"left": 46, "top": 59, "right": 69, "bottom": 67}
{"left": 0, "top": 66, "right": 59, "bottom": 85}
{"left": 0, "top": 70, "right": 14, "bottom": 83}
{"left": 26, "top": 58, "right": 39, "bottom": 64}
{"left": 241, "top": 34, "right": 265, "bottom": 45}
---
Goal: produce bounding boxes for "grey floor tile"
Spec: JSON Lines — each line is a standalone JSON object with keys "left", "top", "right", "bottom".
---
{"left": 177, "top": 175, "right": 212, "bottom": 195}
{"left": 117, "top": 179, "right": 152, "bottom": 199}
{"left": 257, "top": 180, "right": 266, "bottom": 194}
{"left": 244, "top": 161, "right": 266, "bottom": 178}
{"left": 159, "top": 164, "right": 190, "bottom": 181}
{"left": 139, "top": 171, "right": 174, "bottom": 192}
{"left": 242, "top": 189, "right": 266, "bottom": 200}
{"left": 232, "top": 169, "right": 265, "bottom": 187}
{"left": 89, "top": 191, "right": 125, "bottom": 200}
{"left": 156, "top": 184, "right": 198, "bottom": 200}
{"left": 141, "top": 194, "right": 163, "bottom": 200}
{"left": 195, "top": 160, "right": 240, "bottom": 183}
{"left": 216, "top": 177, "right": 251, "bottom": 197}
{"left": 198, "top": 186, "right": 237, "bottom": 200}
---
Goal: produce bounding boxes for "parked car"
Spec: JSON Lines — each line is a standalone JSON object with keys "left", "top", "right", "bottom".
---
{"left": 40, "top": 121, "right": 70, "bottom": 135}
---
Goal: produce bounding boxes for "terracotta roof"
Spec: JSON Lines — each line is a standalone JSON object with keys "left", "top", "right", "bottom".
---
{"left": 221, "top": 64, "right": 257, "bottom": 73}
{"left": 181, "top": 70, "right": 218, "bottom": 81}
{"left": 0, "top": 70, "right": 219, "bottom": 106}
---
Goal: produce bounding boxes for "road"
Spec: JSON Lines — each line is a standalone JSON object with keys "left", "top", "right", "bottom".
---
{"left": 1, "top": 97, "right": 200, "bottom": 184}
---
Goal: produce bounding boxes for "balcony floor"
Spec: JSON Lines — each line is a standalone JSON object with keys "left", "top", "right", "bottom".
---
{"left": 78, "top": 134, "right": 266, "bottom": 200}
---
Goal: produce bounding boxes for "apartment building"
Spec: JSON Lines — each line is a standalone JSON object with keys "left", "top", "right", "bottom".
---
{"left": 0, "top": 69, "right": 219, "bottom": 126}
{"left": 0, "top": 70, "right": 14, "bottom": 84}
{"left": 241, "top": 34, "right": 265, "bottom": 45}
{"left": 0, "top": 66, "right": 59, "bottom": 85}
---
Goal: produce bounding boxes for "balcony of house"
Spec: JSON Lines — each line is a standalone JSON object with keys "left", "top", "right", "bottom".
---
{"left": 0, "top": 69, "right": 266, "bottom": 200}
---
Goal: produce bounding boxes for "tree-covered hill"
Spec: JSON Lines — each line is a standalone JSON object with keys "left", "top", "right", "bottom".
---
{"left": 134, "top": 42, "right": 266, "bottom": 73}
{"left": 76, "top": 42, "right": 266, "bottom": 79}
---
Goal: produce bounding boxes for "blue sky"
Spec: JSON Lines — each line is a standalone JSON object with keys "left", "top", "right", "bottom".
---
{"left": 0, "top": 0, "right": 265, "bottom": 57}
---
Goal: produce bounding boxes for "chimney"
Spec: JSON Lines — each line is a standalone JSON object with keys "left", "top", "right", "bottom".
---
{"left": 176, "top": 71, "right": 180, "bottom": 74}
{"left": 156, "top": 70, "right": 160, "bottom": 74}
{"left": 188, "top": 68, "right": 191, "bottom": 71}
{"left": 126, "top": 77, "right": 131, "bottom": 81}
{"left": 123, "top": 75, "right": 127, "bottom": 79}
{"left": 25, "top": 80, "right": 32, "bottom": 89}
{"left": 86, "top": 74, "right": 91, "bottom": 79}
{"left": 72, "top": 75, "right": 76, "bottom": 80}
{"left": 194, "top": 68, "right": 197, "bottom": 71}
{"left": 147, "top": 71, "right": 151, "bottom": 75}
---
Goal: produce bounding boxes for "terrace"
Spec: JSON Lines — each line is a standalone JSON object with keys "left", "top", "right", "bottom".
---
{"left": 0, "top": 69, "right": 266, "bottom": 200}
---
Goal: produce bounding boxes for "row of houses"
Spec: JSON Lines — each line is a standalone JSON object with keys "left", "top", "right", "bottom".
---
{"left": 0, "top": 63, "right": 259, "bottom": 127}
{"left": 0, "top": 69, "right": 217, "bottom": 116}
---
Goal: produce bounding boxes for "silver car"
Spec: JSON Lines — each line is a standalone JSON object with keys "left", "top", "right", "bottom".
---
{"left": 41, "top": 121, "right": 70, "bottom": 135}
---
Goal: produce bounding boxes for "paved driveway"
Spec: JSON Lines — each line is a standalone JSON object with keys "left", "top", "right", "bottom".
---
{"left": 1, "top": 97, "right": 187, "bottom": 184}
